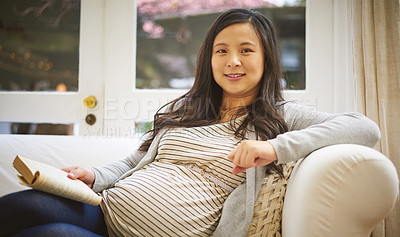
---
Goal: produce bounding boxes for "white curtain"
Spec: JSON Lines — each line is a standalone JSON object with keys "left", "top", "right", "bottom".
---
{"left": 351, "top": 0, "right": 400, "bottom": 236}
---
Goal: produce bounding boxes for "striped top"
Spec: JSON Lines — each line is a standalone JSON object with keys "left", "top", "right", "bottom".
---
{"left": 101, "top": 119, "right": 246, "bottom": 237}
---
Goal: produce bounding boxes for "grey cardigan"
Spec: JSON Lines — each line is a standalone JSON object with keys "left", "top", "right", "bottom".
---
{"left": 92, "top": 102, "right": 380, "bottom": 237}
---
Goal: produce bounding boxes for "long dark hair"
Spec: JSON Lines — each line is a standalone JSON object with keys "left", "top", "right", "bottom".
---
{"left": 140, "top": 8, "right": 288, "bottom": 175}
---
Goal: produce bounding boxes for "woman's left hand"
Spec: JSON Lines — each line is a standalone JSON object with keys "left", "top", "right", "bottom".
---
{"left": 227, "top": 140, "right": 278, "bottom": 174}
{"left": 61, "top": 166, "right": 95, "bottom": 188}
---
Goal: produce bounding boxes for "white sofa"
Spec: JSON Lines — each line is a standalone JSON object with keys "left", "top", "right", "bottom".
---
{"left": 0, "top": 134, "right": 398, "bottom": 236}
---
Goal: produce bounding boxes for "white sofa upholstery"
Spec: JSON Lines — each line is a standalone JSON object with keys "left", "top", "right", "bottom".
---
{"left": 0, "top": 134, "right": 398, "bottom": 236}
{"left": 282, "top": 144, "right": 399, "bottom": 237}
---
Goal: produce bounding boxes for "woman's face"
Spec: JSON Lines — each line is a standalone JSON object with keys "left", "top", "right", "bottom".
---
{"left": 211, "top": 23, "right": 264, "bottom": 100}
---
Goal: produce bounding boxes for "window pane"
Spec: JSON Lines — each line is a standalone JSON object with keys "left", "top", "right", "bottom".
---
{"left": 0, "top": 0, "right": 80, "bottom": 92}
{"left": 0, "top": 122, "right": 76, "bottom": 135}
{"left": 134, "top": 120, "right": 153, "bottom": 136}
{"left": 136, "top": 0, "right": 305, "bottom": 90}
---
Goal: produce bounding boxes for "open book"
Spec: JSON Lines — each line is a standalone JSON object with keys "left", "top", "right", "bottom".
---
{"left": 13, "top": 155, "right": 102, "bottom": 206}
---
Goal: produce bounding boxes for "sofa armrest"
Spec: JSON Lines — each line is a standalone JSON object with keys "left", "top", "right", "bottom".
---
{"left": 282, "top": 144, "right": 399, "bottom": 237}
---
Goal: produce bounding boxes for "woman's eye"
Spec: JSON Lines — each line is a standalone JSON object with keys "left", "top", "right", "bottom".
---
{"left": 216, "top": 49, "right": 227, "bottom": 53}
{"left": 241, "top": 49, "right": 253, "bottom": 53}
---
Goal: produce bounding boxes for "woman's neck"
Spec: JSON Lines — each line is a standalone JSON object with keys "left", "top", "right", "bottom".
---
{"left": 219, "top": 93, "right": 255, "bottom": 122}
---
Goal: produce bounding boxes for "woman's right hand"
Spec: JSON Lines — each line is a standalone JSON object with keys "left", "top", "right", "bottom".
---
{"left": 228, "top": 140, "right": 278, "bottom": 174}
{"left": 61, "top": 166, "right": 95, "bottom": 188}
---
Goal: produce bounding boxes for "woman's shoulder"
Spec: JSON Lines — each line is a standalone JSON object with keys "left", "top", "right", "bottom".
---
{"left": 278, "top": 101, "right": 316, "bottom": 117}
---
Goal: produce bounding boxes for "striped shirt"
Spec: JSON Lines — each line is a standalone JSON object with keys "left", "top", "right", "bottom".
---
{"left": 101, "top": 119, "right": 246, "bottom": 237}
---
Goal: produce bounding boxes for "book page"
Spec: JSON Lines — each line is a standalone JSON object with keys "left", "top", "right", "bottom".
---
{"left": 17, "top": 157, "right": 102, "bottom": 206}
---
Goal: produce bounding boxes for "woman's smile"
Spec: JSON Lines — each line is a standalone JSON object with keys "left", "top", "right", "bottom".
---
{"left": 225, "top": 73, "right": 246, "bottom": 81}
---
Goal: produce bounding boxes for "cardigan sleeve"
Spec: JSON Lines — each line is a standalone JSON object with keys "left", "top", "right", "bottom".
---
{"left": 269, "top": 102, "right": 381, "bottom": 164}
{"left": 91, "top": 149, "right": 147, "bottom": 192}
{"left": 91, "top": 132, "right": 154, "bottom": 192}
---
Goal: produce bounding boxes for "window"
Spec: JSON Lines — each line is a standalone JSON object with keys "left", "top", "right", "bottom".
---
{"left": 0, "top": 0, "right": 81, "bottom": 135}
{"left": 136, "top": 0, "right": 306, "bottom": 90}
{"left": 0, "top": 0, "right": 80, "bottom": 92}
{"left": 0, "top": 0, "right": 351, "bottom": 136}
